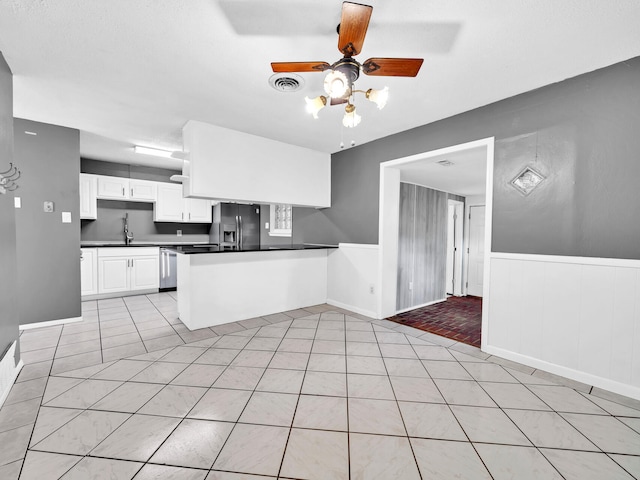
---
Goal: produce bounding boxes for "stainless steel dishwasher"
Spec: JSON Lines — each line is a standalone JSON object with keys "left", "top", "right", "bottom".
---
{"left": 159, "top": 248, "right": 177, "bottom": 291}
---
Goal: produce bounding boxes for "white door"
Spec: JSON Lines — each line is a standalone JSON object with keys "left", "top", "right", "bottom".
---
{"left": 155, "top": 183, "right": 184, "bottom": 222}
{"left": 97, "top": 176, "right": 129, "bottom": 200}
{"left": 130, "top": 256, "right": 160, "bottom": 291}
{"left": 129, "top": 179, "right": 157, "bottom": 202}
{"left": 446, "top": 200, "right": 464, "bottom": 296}
{"left": 79, "top": 174, "right": 97, "bottom": 219}
{"left": 80, "top": 248, "right": 98, "bottom": 295}
{"left": 185, "top": 198, "right": 212, "bottom": 223}
{"left": 98, "top": 257, "right": 130, "bottom": 294}
{"left": 467, "top": 205, "right": 485, "bottom": 297}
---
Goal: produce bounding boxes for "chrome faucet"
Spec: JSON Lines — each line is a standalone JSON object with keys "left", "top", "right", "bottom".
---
{"left": 124, "top": 213, "right": 134, "bottom": 245}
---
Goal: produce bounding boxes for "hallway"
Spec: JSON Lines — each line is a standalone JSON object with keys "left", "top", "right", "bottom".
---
{"left": 388, "top": 296, "right": 482, "bottom": 347}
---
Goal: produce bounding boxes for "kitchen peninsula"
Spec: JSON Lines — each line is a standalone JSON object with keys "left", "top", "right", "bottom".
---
{"left": 173, "top": 244, "right": 337, "bottom": 330}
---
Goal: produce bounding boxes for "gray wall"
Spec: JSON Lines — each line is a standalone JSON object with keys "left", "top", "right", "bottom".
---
{"left": 14, "top": 119, "right": 81, "bottom": 325}
{"left": 80, "top": 159, "right": 210, "bottom": 243}
{"left": 300, "top": 56, "right": 640, "bottom": 260}
{"left": 0, "top": 52, "right": 19, "bottom": 363}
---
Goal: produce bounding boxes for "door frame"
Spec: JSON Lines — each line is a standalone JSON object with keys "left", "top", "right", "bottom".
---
{"left": 377, "top": 137, "right": 494, "bottom": 350}
{"left": 446, "top": 199, "right": 465, "bottom": 296}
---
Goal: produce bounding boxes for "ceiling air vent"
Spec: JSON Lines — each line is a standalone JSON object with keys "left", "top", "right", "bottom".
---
{"left": 269, "top": 73, "right": 304, "bottom": 92}
{"left": 436, "top": 159, "right": 454, "bottom": 167}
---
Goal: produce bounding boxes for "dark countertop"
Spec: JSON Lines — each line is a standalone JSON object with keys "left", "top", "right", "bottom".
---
{"left": 81, "top": 242, "right": 210, "bottom": 248}
{"left": 168, "top": 244, "right": 338, "bottom": 254}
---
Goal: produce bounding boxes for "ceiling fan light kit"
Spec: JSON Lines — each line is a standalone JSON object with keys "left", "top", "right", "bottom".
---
{"left": 271, "top": 1, "right": 423, "bottom": 130}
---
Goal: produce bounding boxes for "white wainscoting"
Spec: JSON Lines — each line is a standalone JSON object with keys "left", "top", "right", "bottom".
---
{"left": 327, "top": 244, "right": 379, "bottom": 318}
{"left": 485, "top": 252, "right": 640, "bottom": 400}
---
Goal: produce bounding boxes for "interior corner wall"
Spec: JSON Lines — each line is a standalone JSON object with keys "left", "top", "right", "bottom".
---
{"left": 0, "top": 53, "right": 19, "bottom": 363}
{"left": 14, "top": 118, "right": 81, "bottom": 325}
{"left": 299, "top": 56, "right": 640, "bottom": 260}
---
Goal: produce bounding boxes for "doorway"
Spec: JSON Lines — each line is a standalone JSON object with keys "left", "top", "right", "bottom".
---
{"left": 377, "top": 137, "right": 494, "bottom": 349}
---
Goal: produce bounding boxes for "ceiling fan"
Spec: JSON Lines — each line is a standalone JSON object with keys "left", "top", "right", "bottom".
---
{"left": 271, "top": 1, "right": 424, "bottom": 127}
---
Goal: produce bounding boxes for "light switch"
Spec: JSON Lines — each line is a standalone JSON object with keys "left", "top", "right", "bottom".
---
{"left": 177, "top": 230, "right": 182, "bottom": 237}
{"left": 14, "top": 197, "right": 21, "bottom": 208}
{"left": 265, "top": 222, "right": 269, "bottom": 229}
{"left": 44, "top": 201, "right": 54, "bottom": 212}
{"left": 62, "top": 211, "right": 72, "bottom": 223}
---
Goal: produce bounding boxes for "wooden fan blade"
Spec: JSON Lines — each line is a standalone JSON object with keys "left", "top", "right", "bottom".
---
{"left": 338, "top": 2, "right": 373, "bottom": 57}
{"left": 362, "top": 58, "right": 424, "bottom": 77}
{"left": 271, "top": 61, "right": 330, "bottom": 73}
{"left": 331, "top": 97, "right": 348, "bottom": 106}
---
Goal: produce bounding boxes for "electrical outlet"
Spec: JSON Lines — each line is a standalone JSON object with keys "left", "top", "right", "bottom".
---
{"left": 409, "top": 281, "right": 413, "bottom": 291}
{"left": 369, "top": 284, "right": 375, "bottom": 294}
{"left": 177, "top": 230, "right": 182, "bottom": 237}
{"left": 265, "top": 222, "right": 270, "bottom": 229}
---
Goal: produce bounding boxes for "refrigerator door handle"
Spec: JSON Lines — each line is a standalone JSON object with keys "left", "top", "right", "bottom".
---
{"left": 239, "top": 215, "right": 243, "bottom": 250}
{"left": 235, "top": 215, "right": 239, "bottom": 248}
{"left": 167, "top": 252, "right": 170, "bottom": 277}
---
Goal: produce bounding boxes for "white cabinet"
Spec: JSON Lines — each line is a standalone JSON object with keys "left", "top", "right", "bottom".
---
{"left": 154, "top": 183, "right": 211, "bottom": 223}
{"left": 97, "top": 176, "right": 129, "bottom": 200}
{"left": 80, "top": 248, "right": 98, "bottom": 295}
{"left": 97, "top": 247, "right": 159, "bottom": 295}
{"left": 79, "top": 174, "right": 98, "bottom": 220}
{"left": 185, "top": 197, "right": 212, "bottom": 222}
{"left": 155, "top": 183, "right": 184, "bottom": 222}
{"left": 129, "top": 179, "right": 157, "bottom": 201}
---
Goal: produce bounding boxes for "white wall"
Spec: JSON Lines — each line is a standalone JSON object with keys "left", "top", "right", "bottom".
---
{"left": 182, "top": 121, "right": 330, "bottom": 208}
{"left": 327, "top": 244, "right": 379, "bottom": 318}
{"left": 485, "top": 252, "right": 640, "bottom": 400}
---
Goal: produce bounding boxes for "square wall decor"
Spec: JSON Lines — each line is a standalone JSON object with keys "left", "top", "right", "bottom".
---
{"left": 511, "top": 166, "right": 545, "bottom": 196}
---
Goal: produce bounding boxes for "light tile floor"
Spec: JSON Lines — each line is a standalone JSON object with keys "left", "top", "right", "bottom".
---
{"left": 2, "top": 292, "right": 640, "bottom": 479}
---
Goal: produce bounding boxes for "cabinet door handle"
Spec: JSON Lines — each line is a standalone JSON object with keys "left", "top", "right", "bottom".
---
{"left": 131, "top": 188, "right": 133, "bottom": 197}
{"left": 181, "top": 212, "right": 184, "bottom": 220}
{"left": 189, "top": 212, "right": 191, "bottom": 220}
{"left": 122, "top": 187, "right": 125, "bottom": 196}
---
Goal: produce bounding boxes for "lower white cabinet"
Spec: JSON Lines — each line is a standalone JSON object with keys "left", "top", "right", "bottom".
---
{"left": 96, "top": 247, "right": 159, "bottom": 295}
{"left": 80, "top": 248, "right": 98, "bottom": 295}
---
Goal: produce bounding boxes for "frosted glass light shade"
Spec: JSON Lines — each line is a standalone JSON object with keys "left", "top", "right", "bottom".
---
{"left": 342, "top": 105, "right": 361, "bottom": 128}
{"left": 366, "top": 86, "right": 389, "bottom": 110}
{"left": 305, "top": 95, "right": 327, "bottom": 119}
{"left": 324, "top": 70, "right": 350, "bottom": 99}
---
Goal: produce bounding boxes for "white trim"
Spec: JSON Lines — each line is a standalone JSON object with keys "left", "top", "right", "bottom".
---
{"left": 485, "top": 344, "right": 640, "bottom": 401}
{"left": 326, "top": 299, "right": 377, "bottom": 319}
{"left": 480, "top": 139, "right": 495, "bottom": 351}
{"left": 82, "top": 288, "right": 158, "bottom": 301}
{"left": 19, "top": 316, "right": 82, "bottom": 331}
{"left": 395, "top": 298, "right": 446, "bottom": 315}
{"left": 0, "top": 349, "right": 22, "bottom": 409}
{"left": 490, "top": 251, "right": 640, "bottom": 268}
{"left": 338, "top": 243, "right": 379, "bottom": 250}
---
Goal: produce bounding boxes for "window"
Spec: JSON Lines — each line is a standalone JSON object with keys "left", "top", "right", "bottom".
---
{"left": 269, "top": 204, "right": 292, "bottom": 237}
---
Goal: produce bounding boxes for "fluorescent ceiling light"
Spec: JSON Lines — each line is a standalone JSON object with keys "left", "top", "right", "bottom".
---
{"left": 134, "top": 146, "right": 174, "bottom": 158}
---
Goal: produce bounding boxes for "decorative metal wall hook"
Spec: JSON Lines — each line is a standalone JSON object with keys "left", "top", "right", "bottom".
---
{"left": 0, "top": 162, "right": 21, "bottom": 194}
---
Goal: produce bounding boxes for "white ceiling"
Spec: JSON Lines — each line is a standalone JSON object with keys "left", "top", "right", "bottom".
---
{"left": 400, "top": 146, "right": 487, "bottom": 197}
{"left": 1, "top": 0, "right": 640, "bottom": 169}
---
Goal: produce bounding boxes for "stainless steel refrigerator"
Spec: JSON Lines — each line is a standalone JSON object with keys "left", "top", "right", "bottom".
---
{"left": 210, "top": 203, "right": 260, "bottom": 249}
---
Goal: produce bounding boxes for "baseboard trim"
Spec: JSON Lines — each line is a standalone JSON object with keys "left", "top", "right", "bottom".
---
{"left": 326, "top": 299, "right": 378, "bottom": 319}
{"left": 19, "top": 316, "right": 83, "bottom": 331}
{"left": 82, "top": 288, "right": 159, "bottom": 301}
{"left": 395, "top": 298, "right": 447, "bottom": 315}
{"left": 0, "top": 340, "right": 23, "bottom": 409}
{"left": 484, "top": 344, "right": 640, "bottom": 402}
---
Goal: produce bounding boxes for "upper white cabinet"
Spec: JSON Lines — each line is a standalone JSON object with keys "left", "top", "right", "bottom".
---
{"left": 79, "top": 173, "right": 98, "bottom": 219}
{"left": 129, "top": 179, "right": 157, "bottom": 201}
{"left": 154, "top": 182, "right": 211, "bottom": 223}
{"left": 81, "top": 173, "right": 210, "bottom": 223}
{"left": 97, "top": 176, "right": 129, "bottom": 200}
{"left": 182, "top": 120, "right": 330, "bottom": 207}
{"left": 155, "top": 183, "right": 184, "bottom": 222}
